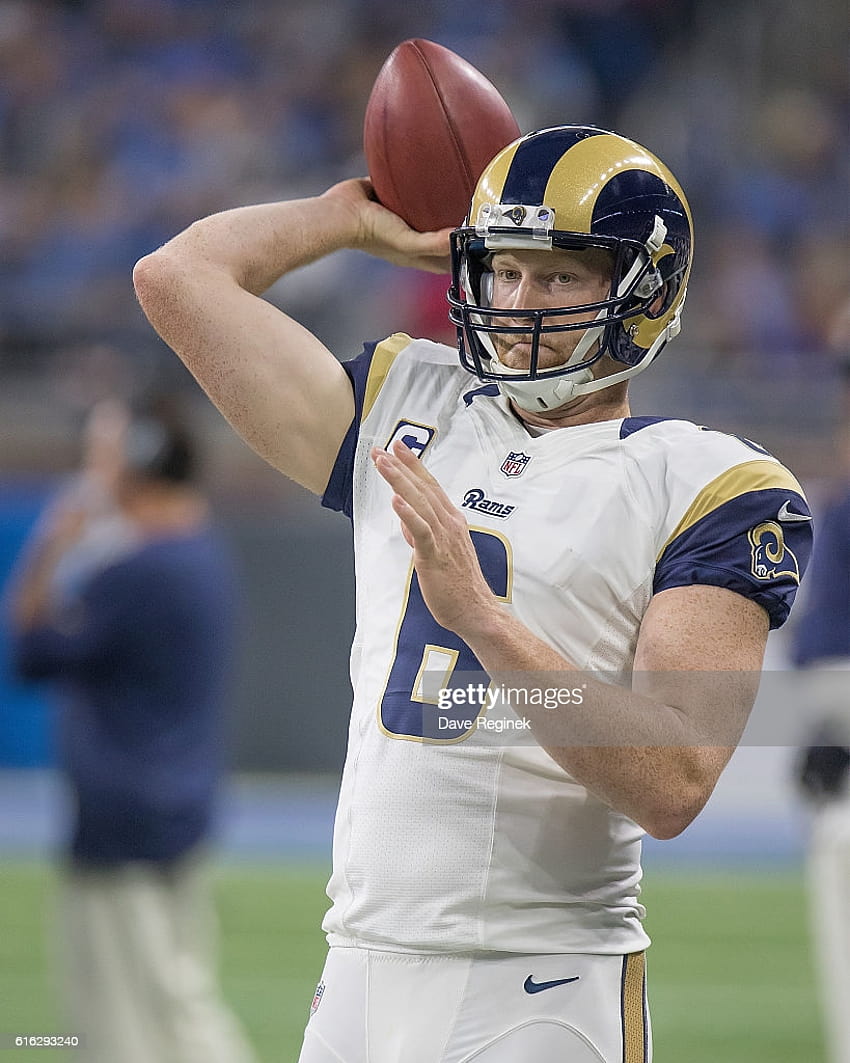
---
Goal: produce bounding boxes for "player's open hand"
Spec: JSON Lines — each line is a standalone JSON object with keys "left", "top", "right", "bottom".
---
{"left": 323, "top": 179, "right": 453, "bottom": 274}
{"left": 371, "top": 440, "right": 501, "bottom": 638}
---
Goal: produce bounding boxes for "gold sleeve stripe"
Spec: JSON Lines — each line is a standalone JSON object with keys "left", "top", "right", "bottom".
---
{"left": 361, "top": 333, "right": 412, "bottom": 423}
{"left": 659, "top": 459, "right": 806, "bottom": 558}
{"left": 622, "top": 951, "right": 648, "bottom": 1063}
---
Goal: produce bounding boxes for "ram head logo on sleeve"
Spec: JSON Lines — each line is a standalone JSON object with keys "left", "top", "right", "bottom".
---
{"left": 748, "top": 521, "right": 801, "bottom": 583}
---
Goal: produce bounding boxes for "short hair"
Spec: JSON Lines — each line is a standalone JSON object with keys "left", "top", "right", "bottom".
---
{"left": 124, "top": 402, "right": 197, "bottom": 485}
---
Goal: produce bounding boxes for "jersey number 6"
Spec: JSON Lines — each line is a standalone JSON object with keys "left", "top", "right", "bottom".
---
{"left": 378, "top": 528, "right": 512, "bottom": 741}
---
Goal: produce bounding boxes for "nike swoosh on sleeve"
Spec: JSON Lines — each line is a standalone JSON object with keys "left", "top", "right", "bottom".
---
{"left": 777, "top": 500, "right": 812, "bottom": 522}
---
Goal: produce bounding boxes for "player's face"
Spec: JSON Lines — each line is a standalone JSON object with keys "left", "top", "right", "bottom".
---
{"left": 489, "top": 247, "right": 613, "bottom": 371}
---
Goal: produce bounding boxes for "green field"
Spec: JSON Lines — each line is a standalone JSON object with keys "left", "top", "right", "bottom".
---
{"left": 0, "top": 862, "right": 823, "bottom": 1062}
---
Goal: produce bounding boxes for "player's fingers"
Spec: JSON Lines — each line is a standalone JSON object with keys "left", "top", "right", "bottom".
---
{"left": 406, "top": 230, "right": 453, "bottom": 273}
{"left": 374, "top": 443, "right": 437, "bottom": 495}
{"left": 412, "top": 254, "right": 452, "bottom": 276}
{"left": 409, "top": 228, "right": 453, "bottom": 254}
{"left": 385, "top": 455, "right": 455, "bottom": 531}
{"left": 389, "top": 438, "right": 434, "bottom": 472}
{"left": 391, "top": 493, "right": 434, "bottom": 550}
{"left": 374, "top": 447, "right": 467, "bottom": 552}
{"left": 388, "top": 441, "right": 456, "bottom": 515}
{"left": 396, "top": 513, "right": 416, "bottom": 551}
{"left": 373, "top": 446, "right": 424, "bottom": 494}
{"left": 373, "top": 449, "right": 442, "bottom": 528}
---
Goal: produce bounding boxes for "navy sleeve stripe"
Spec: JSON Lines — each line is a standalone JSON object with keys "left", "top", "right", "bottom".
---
{"left": 654, "top": 488, "right": 814, "bottom": 629}
{"left": 320, "top": 343, "right": 377, "bottom": 519}
{"left": 321, "top": 334, "right": 411, "bottom": 519}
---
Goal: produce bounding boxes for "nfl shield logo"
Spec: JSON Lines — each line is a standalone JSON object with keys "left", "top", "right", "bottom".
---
{"left": 500, "top": 451, "right": 531, "bottom": 478}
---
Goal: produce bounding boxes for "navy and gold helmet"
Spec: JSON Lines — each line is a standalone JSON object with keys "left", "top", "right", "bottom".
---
{"left": 447, "top": 126, "right": 693, "bottom": 411}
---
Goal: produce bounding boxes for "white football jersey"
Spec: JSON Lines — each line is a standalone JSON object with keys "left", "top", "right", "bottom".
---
{"left": 320, "top": 335, "right": 812, "bottom": 955}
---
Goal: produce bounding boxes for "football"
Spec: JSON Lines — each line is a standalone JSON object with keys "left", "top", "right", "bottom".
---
{"left": 363, "top": 38, "right": 520, "bottom": 232}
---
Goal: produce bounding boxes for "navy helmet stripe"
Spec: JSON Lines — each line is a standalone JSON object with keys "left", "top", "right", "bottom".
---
{"left": 501, "top": 128, "right": 604, "bottom": 205}
{"left": 592, "top": 171, "right": 668, "bottom": 224}
{"left": 591, "top": 170, "right": 689, "bottom": 245}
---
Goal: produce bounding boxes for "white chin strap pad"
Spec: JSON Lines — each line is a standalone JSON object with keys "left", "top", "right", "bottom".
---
{"left": 498, "top": 372, "right": 591, "bottom": 411}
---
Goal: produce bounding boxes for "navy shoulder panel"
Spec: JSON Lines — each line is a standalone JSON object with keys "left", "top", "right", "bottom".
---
{"left": 619, "top": 416, "right": 677, "bottom": 440}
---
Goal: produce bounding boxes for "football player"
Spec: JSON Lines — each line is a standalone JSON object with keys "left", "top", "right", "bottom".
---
{"left": 134, "top": 126, "right": 814, "bottom": 1062}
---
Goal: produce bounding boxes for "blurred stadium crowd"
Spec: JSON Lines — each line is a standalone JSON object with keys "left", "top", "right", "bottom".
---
{"left": 0, "top": 0, "right": 848, "bottom": 479}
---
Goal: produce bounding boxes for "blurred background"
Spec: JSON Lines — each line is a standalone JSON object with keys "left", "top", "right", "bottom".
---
{"left": 0, "top": 0, "right": 847, "bottom": 1060}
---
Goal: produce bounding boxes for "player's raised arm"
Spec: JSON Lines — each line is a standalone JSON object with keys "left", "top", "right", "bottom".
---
{"left": 132, "top": 179, "right": 451, "bottom": 494}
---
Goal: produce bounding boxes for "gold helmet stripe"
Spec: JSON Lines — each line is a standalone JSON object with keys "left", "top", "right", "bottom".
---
{"left": 542, "top": 133, "right": 692, "bottom": 233}
{"left": 469, "top": 140, "right": 521, "bottom": 223}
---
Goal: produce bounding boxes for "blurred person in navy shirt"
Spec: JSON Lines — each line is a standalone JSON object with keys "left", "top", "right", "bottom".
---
{"left": 7, "top": 398, "right": 256, "bottom": 1063}
{"left": 793, "top": 357, "right": 850, "bottom": 1063}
